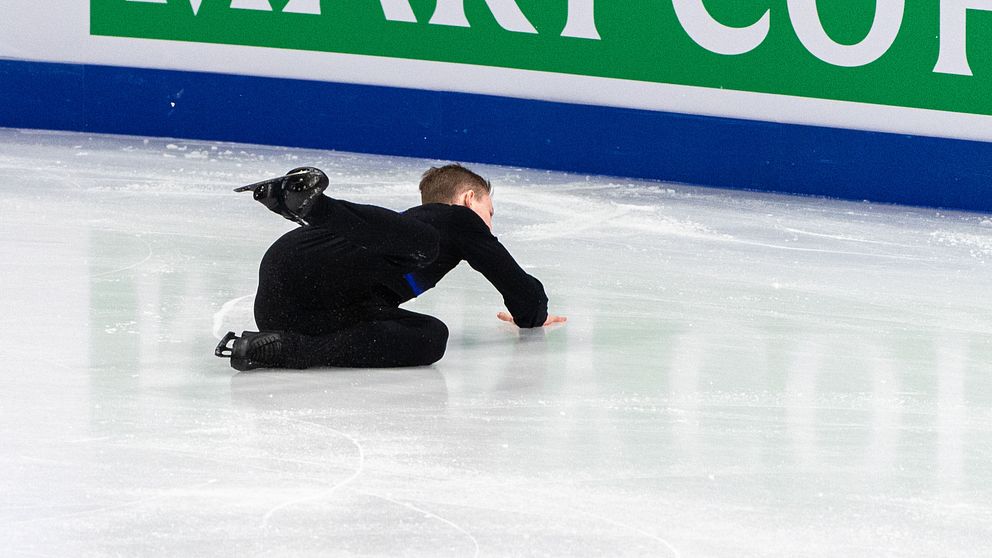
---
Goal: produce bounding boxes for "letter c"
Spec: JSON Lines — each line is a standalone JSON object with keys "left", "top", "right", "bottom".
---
{"left": 672, "top": 0, "right": 771, "bottom": 56}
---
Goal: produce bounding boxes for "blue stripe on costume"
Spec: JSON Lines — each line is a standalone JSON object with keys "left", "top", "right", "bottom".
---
{"left": 404, "top": 273, "right": 425, "bottom": 297}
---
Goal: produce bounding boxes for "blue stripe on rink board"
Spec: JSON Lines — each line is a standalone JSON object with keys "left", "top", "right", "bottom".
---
{"left": 1, "top": 59, "right": 990, "bottom": 213}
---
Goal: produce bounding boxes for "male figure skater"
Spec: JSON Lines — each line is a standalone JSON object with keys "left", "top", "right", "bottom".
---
{"left": 216, "top": 164, "right": 566, "bottom": 371}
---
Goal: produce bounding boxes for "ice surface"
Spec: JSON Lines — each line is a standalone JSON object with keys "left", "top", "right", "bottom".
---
{"left": 1, "top": 127, "right": 990, "bottom": 557}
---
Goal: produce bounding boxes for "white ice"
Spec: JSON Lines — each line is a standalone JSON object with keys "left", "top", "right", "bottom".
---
{"left": 1, "top": 127, "right": 990, "bottom": 557}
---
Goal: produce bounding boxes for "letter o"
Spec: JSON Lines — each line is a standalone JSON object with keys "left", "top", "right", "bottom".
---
{"left": 788, "top": 0, "right": 905, "bottom": 67}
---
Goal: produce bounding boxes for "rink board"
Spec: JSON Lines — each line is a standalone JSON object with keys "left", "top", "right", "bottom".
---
{"left": 2, "top": 58, "right": 991, "bottom": 212}
{"left": 4, "top": 1, "right": 992, "bottom": 211}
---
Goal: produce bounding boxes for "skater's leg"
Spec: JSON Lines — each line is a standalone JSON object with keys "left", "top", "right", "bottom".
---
{"left": 283, "top": 307, "right": 449, "bottom": 369}
{"left": 218, "top": 305, "right": 449, "bottom": 371}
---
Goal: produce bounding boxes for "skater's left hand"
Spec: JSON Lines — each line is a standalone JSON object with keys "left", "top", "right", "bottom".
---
{"left": 497, "top": 312, "right": 568, "bottom": 327}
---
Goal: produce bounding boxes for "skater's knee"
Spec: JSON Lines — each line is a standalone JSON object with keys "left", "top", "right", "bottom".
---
{"left": 419, "top": 318, "right": 448, "bottom": 365}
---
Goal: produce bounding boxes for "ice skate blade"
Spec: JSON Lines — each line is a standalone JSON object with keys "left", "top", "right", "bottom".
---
{"left": 214, "top": 331, "right": 237, "bottom": 358}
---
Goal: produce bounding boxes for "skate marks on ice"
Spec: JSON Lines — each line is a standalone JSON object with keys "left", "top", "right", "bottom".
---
{"left": 233, "top": 372, "right": 481, "bottom": 556}
{"left": 238, "top": 368, "right": 682, "bottom": 557}
{"left": 567, "top": 506, "right": 681, "bottom": 558}
{"left": 501, "top": 181, "right": 992, "bottom": 266}
{"left": 3, "top": 480, "right": 220, "bottom": 528}
{"left": 363, "top": 492, "right": 481, "bottom": 558}
{"left": 503, "top": 186, "right": 722, "bottom": 244}
{"left": 259, "top": 414, "right": 367, "bottom": 528}
{"left": 88, "top": 232, "right": 155, "bottom": 280}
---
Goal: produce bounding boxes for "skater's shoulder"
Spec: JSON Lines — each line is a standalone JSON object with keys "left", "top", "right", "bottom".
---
{"left": 405, "top": 203, "right": 489, "bottom": 232}
{"left": 404, "top": 202, "right": 449, "bottom": 216}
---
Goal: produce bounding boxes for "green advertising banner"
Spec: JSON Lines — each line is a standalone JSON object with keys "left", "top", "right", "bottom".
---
{"left": 92, "top": 1, "right": 992, "bottom": 117}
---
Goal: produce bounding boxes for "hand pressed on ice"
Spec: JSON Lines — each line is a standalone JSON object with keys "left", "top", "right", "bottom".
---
{"left": 497, "top": 312, "right": 568, "bottom": 327}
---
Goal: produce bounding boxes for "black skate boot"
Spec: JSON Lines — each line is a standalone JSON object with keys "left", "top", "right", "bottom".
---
{"left": 215, "top": 331, "right": 286, "bottom": 371}
{"left": 234, "top": 167, "right": 329, "bottom": 225}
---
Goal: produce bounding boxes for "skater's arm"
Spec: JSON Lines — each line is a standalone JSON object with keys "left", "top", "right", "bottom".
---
{"left": 497, "top": 312, "right": 568, "bottom": 327}
{"left": 452, "top": 209, "right": 550, "bottom": 328}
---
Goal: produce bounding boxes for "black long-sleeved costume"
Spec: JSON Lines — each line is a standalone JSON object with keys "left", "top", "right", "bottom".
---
{"left": 253, "top": 196, "right": 548, "bottom": 368}
{"left": 377, "top": 203, "right": 549, "bottom": 328}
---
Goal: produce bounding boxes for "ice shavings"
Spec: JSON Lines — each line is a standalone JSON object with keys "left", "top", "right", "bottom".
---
{"left": 930, "top": 230, "right": 992, "bottom": 259}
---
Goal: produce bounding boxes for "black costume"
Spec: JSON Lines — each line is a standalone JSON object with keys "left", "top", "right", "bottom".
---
{"left": 252, "top": 195, "right": 548, "bottom": 368}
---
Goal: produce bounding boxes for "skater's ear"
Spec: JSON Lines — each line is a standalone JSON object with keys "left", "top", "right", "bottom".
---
{"left": 457, "top": 188, "right": 477, "bottom": 207}
{"left": 459, "top": 188, "right": 494, "bottom": 231}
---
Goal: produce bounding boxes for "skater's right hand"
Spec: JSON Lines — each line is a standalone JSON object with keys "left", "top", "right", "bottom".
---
{"left": 497, "top": 312, "right": 568, "bottom": 327}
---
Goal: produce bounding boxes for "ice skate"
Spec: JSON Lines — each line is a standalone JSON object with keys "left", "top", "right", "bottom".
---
{"left": 214, "top": 330, "right": 286, "bottom": 371}
{"left": 235, "top": 167, "right": 329, "bottom": 225}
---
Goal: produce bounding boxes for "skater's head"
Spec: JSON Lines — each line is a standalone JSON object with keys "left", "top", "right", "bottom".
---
{"left": 420, "top": 164, "right": 494, "bottom": 230}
